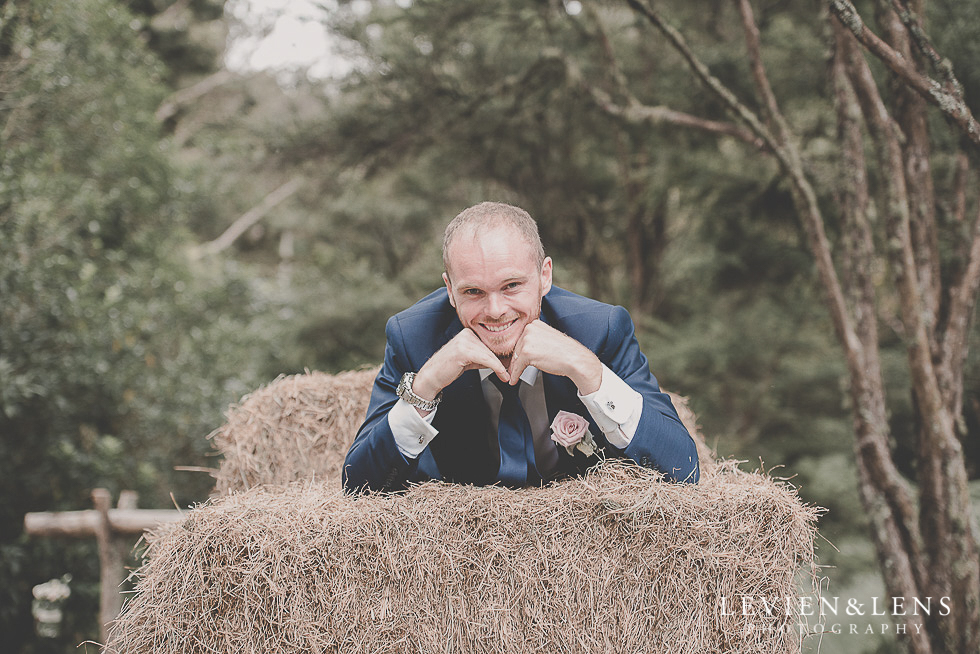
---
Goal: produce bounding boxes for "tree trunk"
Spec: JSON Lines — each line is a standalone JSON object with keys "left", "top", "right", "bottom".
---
{"left": 616, "top": 1, "right": 980, "bottom": 650}
{"left": 833, "top": 6, "right": 980, "bottom": 651}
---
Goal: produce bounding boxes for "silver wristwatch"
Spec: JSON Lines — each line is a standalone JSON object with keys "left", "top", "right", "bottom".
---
{"left": 396, "top": 372, "right": 442, "bottom": 411}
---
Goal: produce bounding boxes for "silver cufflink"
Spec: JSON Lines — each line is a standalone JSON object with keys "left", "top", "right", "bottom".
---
{"left": 418, "top": 435, "right": 425, "bottom": 443}
{"left": 606, "top": 401, "right": 616, "bottom": 411}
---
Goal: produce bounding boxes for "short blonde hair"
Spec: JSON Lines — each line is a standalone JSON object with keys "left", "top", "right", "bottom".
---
{"left": 443, "top": 202, "right": 545, "bottom": 278}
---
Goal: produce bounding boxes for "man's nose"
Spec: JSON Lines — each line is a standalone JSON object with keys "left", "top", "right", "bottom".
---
{"left": 486, "top": 292, "right": 506, "bottom": 318}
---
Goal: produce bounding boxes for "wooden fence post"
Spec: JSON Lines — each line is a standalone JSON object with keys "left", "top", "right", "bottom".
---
{"left": 91, "top": 489, "right": 124, "bottom": 645}
{"left": 24, "top": 490, "right": 182, "bottom": 644}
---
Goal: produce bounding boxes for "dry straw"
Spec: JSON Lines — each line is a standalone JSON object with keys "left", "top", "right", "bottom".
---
{"left": 210, "top": 368, "right": 717, "bottom": 492}
{"left": 210, "top": 367, "right": 378, "bottom": 494}
{"left": 106, "top": 371, "right": 820, "bottom": 653}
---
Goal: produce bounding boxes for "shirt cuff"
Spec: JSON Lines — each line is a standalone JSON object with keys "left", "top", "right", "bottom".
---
{"left": 577, "top": 363, "right": 642, "bottom": 449}
{"left": 388, "top": 398, "right": 439, "bottom": 458}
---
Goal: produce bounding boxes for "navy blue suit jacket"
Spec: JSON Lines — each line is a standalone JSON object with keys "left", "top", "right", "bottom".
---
{"left": 342, "top": 286, "right": 699, "bottom": 491}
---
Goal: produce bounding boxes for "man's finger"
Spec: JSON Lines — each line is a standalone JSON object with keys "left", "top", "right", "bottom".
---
{"left": 507, "top": 330, "right": 532, "bottom": 384}
{"left": 457, "top": 329, "right": 509, "bottom": 381}
{"left": 474, "top": 341, "right": 510, "bottom": 383}
{"left": 490, "top": 358, "right": 510, "bottom": 383}
{"left": 508, "top": 353, "right": 529, "bottom": 385}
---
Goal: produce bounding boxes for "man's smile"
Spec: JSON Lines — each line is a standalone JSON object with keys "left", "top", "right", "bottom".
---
{"left": 480, "top": 319, "right": 518, "bottom": 334}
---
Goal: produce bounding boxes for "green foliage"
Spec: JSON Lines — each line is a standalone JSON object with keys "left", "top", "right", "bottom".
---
{"left": 0, "top": 0, "right": 275, "bottom": 648}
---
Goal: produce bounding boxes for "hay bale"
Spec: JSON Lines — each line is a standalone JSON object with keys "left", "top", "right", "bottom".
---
{"left": 210, "top": 368, "right": 378, "bottom": 494}
{"left": 211, "top": 368, "right": 716, "bottom": 493}
{"left": 106, "top": 461, "right": 817, "bottom": 654}
{"left": 129, "top": 370, "right": 813, "bottom": 652}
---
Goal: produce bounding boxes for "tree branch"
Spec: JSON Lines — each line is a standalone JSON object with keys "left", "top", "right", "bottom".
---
{"left": 953, "top": 152, "right": 969, "bottom": 224}
{"left": 941, "top": 194, "right": 980, "bottom": 421}
{"left": 624, "top": 0, "right": 862, "bottom": 364}
{"left": 839, "top": 0, "right": 945, "bottom": 456}
{"left": 625, "top": 0, "right": 783, "bottom": 157}
{"left": 581, "top": 2, "right": 633, "bottom": 103}
{"left": 735, "top": 0, "right": 792, "bottom": 147}
{"left": 839, "top": 16, "right": 980, "bottom": 651}
{"left": 871, "top": 0, "right": 942, "bottom": 347}
{"left": 156, "top": 70, "right": 237, "bottom": 123}
{"left": 549, "top": 20, "right": 764, "bottom": 149}
{"left": 888, "top": 0, "right": 964, "bottom": 99}
{"left": 830, "top": 22, "right": 929, "bottom": 642}
{"left": 827, "top": 0, "right": 980, "bottom": 151}
{"left": 832, "top": 36, "right": 874, "bottom": 351}
{"left": 573, "top": 75, "right": 764, "bottom": 146}
{"left": 192, "top": 177, "right": 303, "bottom": 259}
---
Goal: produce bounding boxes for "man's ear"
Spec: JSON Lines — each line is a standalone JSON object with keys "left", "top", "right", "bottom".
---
{"left": 443, "top": 272, "right": 456, "bottom": 308}
{"left": 540, "top": 257, "right": 553, "bottom": 296}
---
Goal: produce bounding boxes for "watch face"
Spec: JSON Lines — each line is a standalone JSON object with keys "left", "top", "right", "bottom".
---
{"left": 397, "top": 372, "right": 412, "bottom": 400}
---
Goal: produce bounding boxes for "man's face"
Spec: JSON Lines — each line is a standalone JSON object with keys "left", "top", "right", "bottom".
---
{"left": 444, "top": 225, "right": 552, "bottom": 363}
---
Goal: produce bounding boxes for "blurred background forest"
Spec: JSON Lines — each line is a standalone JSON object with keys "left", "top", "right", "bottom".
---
{"left": 2, "top": 0, "right": 978, "bottom": 652}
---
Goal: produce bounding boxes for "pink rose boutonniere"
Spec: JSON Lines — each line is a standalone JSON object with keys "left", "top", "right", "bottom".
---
{"left": 550, "top": 410, "right": 597, "bottom": 457}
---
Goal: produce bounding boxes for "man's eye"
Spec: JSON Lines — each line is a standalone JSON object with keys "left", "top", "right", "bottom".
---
{"left": 464, "top": 289, "right": 483, "bottom": 296}
{"left": 505, "top": 282, "right": 521, "bottom": 290}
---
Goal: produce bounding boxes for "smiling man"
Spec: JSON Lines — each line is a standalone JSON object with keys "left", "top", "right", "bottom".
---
{"left": 342, "top": 201, "right": 699, "bottom": 491}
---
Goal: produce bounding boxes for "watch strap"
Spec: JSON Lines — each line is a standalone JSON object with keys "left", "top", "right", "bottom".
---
{"left": 397, "top": 372, "right": 442, "bottom": 411}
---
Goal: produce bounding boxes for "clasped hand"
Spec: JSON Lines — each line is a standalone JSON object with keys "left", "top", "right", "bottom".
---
{"left": 412, "top": 320, "right": 602, "bottom": 407}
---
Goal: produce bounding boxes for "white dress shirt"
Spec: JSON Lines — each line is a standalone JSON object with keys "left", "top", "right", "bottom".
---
{"left": 388, "top": 363, "right": 643, "bottom": 477}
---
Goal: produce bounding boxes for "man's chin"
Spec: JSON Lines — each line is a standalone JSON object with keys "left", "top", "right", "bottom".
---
{"left": 478, "top": 339, "right": 515, "bottom": 361}
{"left": 486, "top": 344, "right": 515, "bottom": 359}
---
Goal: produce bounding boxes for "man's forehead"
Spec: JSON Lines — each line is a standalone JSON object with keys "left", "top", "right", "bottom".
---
{"left": 453, "top": 221, "right": 521, "bottom": 246}
{"left": 447, "top": 224, "right": 534, "bottom": 265}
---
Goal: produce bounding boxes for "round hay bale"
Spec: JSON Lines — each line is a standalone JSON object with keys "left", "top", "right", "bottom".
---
{"left": 106, "top": 460, "right": 818, "bottom": 654}
{"left": 211, "top": 368, "right": 716, "bottom": 493}
{"left": 210, "top": 367, "right": 379, "bottom": 494}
